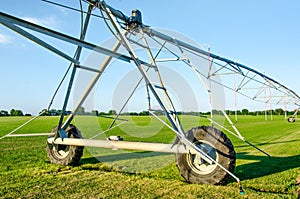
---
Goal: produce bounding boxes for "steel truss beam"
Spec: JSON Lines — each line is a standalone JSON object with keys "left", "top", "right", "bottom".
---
{"left": 0, "top": 11, "right": 131, "bottom": 63}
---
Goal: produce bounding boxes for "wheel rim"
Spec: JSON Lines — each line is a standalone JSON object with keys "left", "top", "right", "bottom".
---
{"left": 52, "top": 144, "right": 70, "bottom": 159}
{"left": 187, "top": 140, "right": 218, "bottom": 175}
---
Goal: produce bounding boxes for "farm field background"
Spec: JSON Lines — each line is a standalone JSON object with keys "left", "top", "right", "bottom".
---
{"left": 0, "top": 115, "right": 299, "bottom": 198}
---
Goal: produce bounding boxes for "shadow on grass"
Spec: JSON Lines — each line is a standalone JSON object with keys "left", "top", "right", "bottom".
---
{"left": 80, "top": 150, "right": 299, "bottom": 183}
{"left": 235, "top": 153, "right": 300, "bottom": 181}
{"left": 81, "top": 151, "right": 172, "bottom": 164}
{"left": 79, "top": 151, "right": 174, "bottom": 173}
{"left": 235, "top": 139, "right": 300, "bottom": 149}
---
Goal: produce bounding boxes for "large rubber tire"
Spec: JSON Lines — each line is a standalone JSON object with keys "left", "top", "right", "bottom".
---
{"left": 176, "top": 126, "right": 236, "bottom": 185}
{"left": 46, "top": 124, "right": 84, "bottom": 165}
{"left": 288, "top": 117, "right": 296, "bottom": 123}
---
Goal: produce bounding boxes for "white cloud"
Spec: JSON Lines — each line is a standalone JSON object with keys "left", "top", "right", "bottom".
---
{"left": 23, "top": 16, "right": 58, "bottom": 27}
{"left": 0, "top": 33, "right": 13, "bottom": 44}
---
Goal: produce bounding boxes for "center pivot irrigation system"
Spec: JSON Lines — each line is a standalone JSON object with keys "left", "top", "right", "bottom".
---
{"left": 1, "top": 0, "right": 300, "bottom": 193}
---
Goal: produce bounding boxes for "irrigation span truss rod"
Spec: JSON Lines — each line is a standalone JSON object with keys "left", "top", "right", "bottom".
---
{"left": 0, "top": 110, "right": 47, "bottom": 140}
{"left": 116, "top": 16, "right": 300, "bottom": 109}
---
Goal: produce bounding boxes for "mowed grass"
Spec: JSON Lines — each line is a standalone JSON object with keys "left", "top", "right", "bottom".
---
{"left": 0, "top": 115, "right": 299, "bottom": 198}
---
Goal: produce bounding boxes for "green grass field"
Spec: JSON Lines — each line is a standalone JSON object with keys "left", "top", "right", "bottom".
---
{"left": 0, "top": 115, "right": 299, "bottom": 198}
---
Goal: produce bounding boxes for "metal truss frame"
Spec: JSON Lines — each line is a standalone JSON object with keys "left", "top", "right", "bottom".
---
{"left": 1, "top": 0, "right": 300, "bottom": 187}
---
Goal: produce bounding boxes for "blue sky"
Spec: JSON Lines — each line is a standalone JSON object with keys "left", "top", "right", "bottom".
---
{"left": 0, "top": 0, "right": 300, "bottom": 115}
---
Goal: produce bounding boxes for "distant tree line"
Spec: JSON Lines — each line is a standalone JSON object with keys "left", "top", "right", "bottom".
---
{"left": 224, "top": 108, "right": 296, "bottom": 116}
{"left": 39, "top": 108, "right": 122, "bottom": 116}
{"left": 37, "top": 107, "right": 153, "bottom": 116}
{"left": 0, "top": 109, "right": 31, "bottom": 117}
{"left": 39, "top": 109, "right": 71, "bottom": 116}
{"left": 72, "top": 108, "right": 298, "bottom": 116}
{"left": 180, "top": 108, "right": 297, "bottom": 116}
{"left": 74, "top": 107, "right": 151, "bottom": 116}
{"left": 1, "top": 107, "right": 298, "bottom": 117}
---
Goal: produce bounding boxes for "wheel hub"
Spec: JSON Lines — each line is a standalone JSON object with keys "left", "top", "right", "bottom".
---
{"left": 189, "top": 141, "right": 218, "bottom": 175}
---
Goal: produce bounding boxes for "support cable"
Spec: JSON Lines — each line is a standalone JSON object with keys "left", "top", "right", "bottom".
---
{"left": 198, "top": 115, "right": 270, "bottom": 157}
{"left": 48, "top": 60, "right": 72, "bottom": 110}
{"left": 0, "top": 110, "right": 46, "bottom": 140}
{"left": 108, "top": 67, "right": 150, "bottom": 129}
{"left": 41, "top": 0, "right": 112, "bottom": 21}
{"left": 99, "top": 6, "right": 119, "bottom": 39}
{"left": 79, "top": 0, "right": 84, "bottom": 35}
{"left": 0, "top": 3, "right": 92, "bottom": 139}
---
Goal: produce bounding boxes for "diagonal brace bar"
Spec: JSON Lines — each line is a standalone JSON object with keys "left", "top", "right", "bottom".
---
{"left": 0, "top": 19, "right": 78, "bottom": 64}
{"left": 0, "top": 11, "right": 131, "bottom": 63}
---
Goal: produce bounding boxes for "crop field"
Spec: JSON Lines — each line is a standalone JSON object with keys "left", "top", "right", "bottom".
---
{"left": 0, "top": 115, "right": 300, "bottom": 198}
